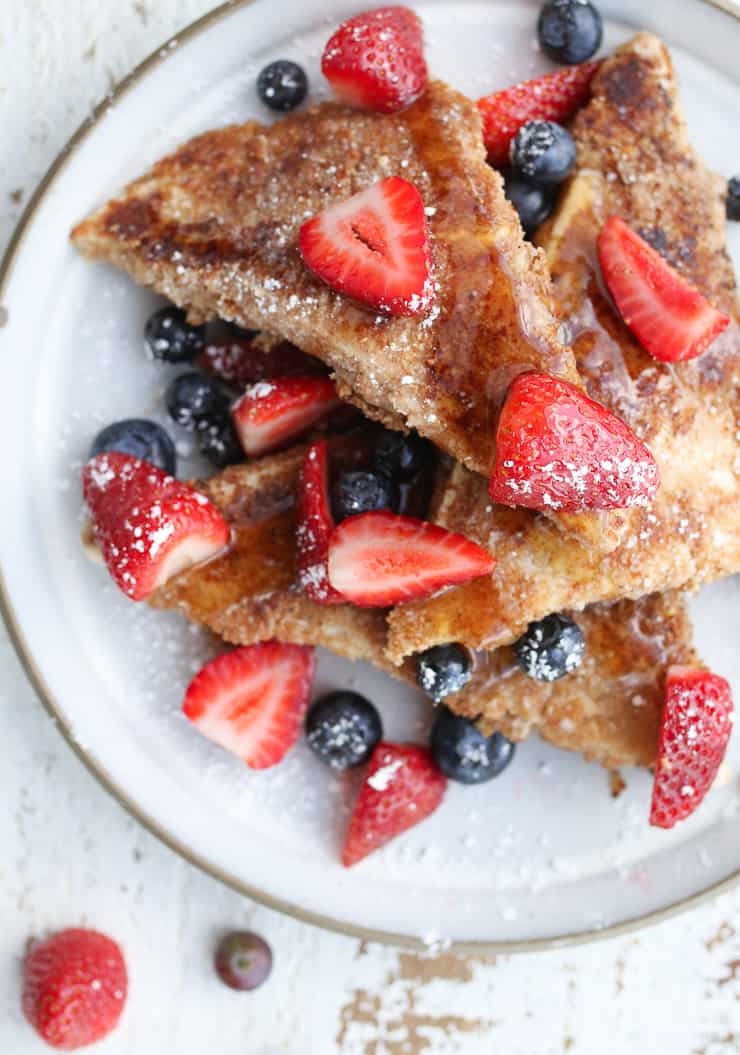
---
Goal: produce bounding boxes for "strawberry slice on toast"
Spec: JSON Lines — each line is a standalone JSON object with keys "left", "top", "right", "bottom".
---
{"left": 231, "top": 376, "right": 340, "bottom": 457}
{"left": 296, "top": 440, "right": 345, "bottom": 605}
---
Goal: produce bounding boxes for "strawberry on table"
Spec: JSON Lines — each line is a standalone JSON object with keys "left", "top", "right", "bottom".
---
{"left": 296, "top": 440, "right": 345, "bottom": 605}
{"left": 342, "top": 741, "right": 447, "bottom": 866}
{"left": 489, "top": 373, "right": 660, "bottom": 512}
{"left": 231, "top": 376, "right": 340, "bottom": 457}
{"left": 299, "top": 176, "right": 432, "bottom": 317}
{"left": 477, "top": 62, "right": 600, "bottom": 167}
{"left": 322, "top": 6, "right": 427, "bottom": 114}
{"left": 198, "top": 337, "right": 325, "bottom": 389}
{"left": 598, "top": 215, "right": 730, "bottom": 363}
{"left": 83, "top": 452, "right": 230, "bottom": 602}
{"left": 22, "top": 928, "right": 127, "bottom": 1050}
{"left": 650, "top": 666, "right": 734, "bottom": 829}
{"left": 183, "top": 642, "right": 316, "bottom": 770}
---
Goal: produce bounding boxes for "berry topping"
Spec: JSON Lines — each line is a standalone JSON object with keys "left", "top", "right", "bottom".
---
{"left": 197, "top": 417, "right": 244, "bottom": 468}
{"left": 90, "top": 418, "right": 176, "bottom": 476}
{"left": 22, "top": 928, "right": 127, "bottom": 1050}
{"left": 165, "top": 372, "right": 231, "bottom": 432}
{"left": 537, "top": 0, "right": 603, "bottom": 65}
{"left": 489, "top": 373, "right": 660, "bottom": 512}
{"left": 598, "top": 215, "right": 731, "bottom": 364}
{"left": 394, "top": 464, "right": 435, "bottom": 519}
{"left": 342, "top": 742, "right": 446, "bottom": 866}
{"left": 256, "top": 59, "right": 308, "bottom": 112}
{"left": 182, "top": 642, "right": 316, "bottom": 770}
{"left": 332, "top": 469, "right": 397, "bottom": 522}
{"left": 327, "top": 510, "right": 496, "bottom": 608}
{"left": 430, "top": 707, "right": 516, "bottom": 784}
{"left": 727, "top": 176, "right": 740, "bottom": 222}
{"left": 373, "top": 430, "right": 434, "bottom": 482}
{"left": 305, "top": 691, "right": 383, "bottom": 770}
{"left": 477, "top": 62, "right": 599, "bottom": 167}
{"left": 144, "top": 304, "right": 205, "bottom": 362}
{"left": 510, "top": 119, "right": 576, "bottom": 186}
{"left": 503, "top": 171, "right": 555, "bottom": 236}
{"left": 83, "top": 452, "right": 230, "bottom": 601}
{"left": 513, "top": 613, "right": 585, "bottom": 682}
{"left": 231, "top": 376, "right": 340, "bottom": 457}
{"left": 650, "top": 666, "right": 734, "bottom": 829}
{"left": 415, "top": 643, "right": 473, "bottom": 702}
{"left": 296, "top": 440, "right": 345, "bottom": 605}
{"left": 321, "top": 6, "right": 427, "bottom": 114}
{"left": 198, "top": 337, "right": 324, "bottom": 388}
{"left": 214, "top": 932, "right": 273, "bottom": 991}
{"left": 298, "top": 177, "right": 432, "bottom": 316}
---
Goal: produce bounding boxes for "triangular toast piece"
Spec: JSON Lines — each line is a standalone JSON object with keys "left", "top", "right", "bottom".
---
{"left": 386, "top": 33, "right": 740, "bottom": 661}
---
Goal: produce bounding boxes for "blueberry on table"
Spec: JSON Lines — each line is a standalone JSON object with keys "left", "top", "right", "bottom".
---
{"left": 430, "top": 706, "right": 516, "bottom": 784}
{"left": 144, "top": 305, "right": 205, "bottom": 362}
{"left": 510, "top": 120, "right": 576, "bottom": 186}
{"left": 90, "top": 419, "right": 176, "bottom": 475}
{"left": 198, "top": 416, "right": 244, "bottom": 468}
{"left": 537, "top": 0, "right": 603, "bottom": 65}
{"left": 214, "top": 932, "right": 272, "bottom": 991}
{"left": 416, "top": 643, "right": 473, "bottom": 702}
{"left": 165, "top": 372, "right": 231, "bottom": 431}
{"left": 332, "top": 470, "right": 397, "bottom": 522}
{"left": 727, "top": 176, "right": 740, "bottom": 221}
{"left": 503, "top": 171, "right": 555, "bottom": 236}
{"left": 305, "top": 691, "right": 383, "bottom": 770}
{"left": 257, "top": 60, "right": 308, "bottom": 112}
{"left": 513, "top": 613, "right": 585, "bottom": 682}
{"left": 374, "top": 430, "right": 434, "bottom": 482}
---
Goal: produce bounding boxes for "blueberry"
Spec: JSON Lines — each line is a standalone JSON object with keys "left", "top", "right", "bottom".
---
{"left": 257, "top": 60, "right": 308, "bottom": 112}
{"left": 165, "top": 372, "right": 231, "bottom": 431}
{"left": 513, "top": 613, "right": 585, "bottom": 682}
{"left": 727, "top": 176, "right": 740, "bottom": 222}
{"left": 416, "top": 644, "right": 472, "bottom": 702}
{"left": 214, "top": 932, "right": 272, "bottom": 991}
{"left": 394, "top": 465, "right": 435, "bottom": 519}
{"left": 510, "top": 120, "right": 576, "bottom": 186}
{"left": 503, "top": 170, "right": 555, "bottom": 236}
{"left": 430, "top": 706, "right": 516, "bottom": 784}
{"left": 332, "top": 470, "right": 397, "bottom": 522}
{"left": 90, "top": 419, "right": 176, "bottom": 475}
{"left": 374, "top": 430, "right": 434, "bottom": 482}
{"left": 305, "top": 691, "right": 382, "bottom": 770}
{"left": 198, "top": 416, "right": 244, "bottom": 468}
{"left": 537, "top": 0, "right": 603, "bottom": 64}
{"left": 145, "top": 305, "right": 205, "bottom": 362}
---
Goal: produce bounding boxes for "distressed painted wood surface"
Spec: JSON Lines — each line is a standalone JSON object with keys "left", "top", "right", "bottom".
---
{"left": 1, "top": 2, "right": 740, "bottom": 1051}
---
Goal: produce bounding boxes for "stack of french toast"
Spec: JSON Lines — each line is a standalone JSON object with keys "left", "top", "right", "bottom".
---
{"left": 73, "top": 2, "right": 739, "bottom": 864}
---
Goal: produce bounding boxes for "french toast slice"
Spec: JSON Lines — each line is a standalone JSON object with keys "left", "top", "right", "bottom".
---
{"left": 386, "top": 33, "right": 740, "bottom": 661}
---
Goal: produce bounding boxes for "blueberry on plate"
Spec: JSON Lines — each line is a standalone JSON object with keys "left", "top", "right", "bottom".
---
{"left": 727, "top": 176, "right": 740, "bottom": 222}
{"left": 513, "top": 613, "right": 585, "bottom": 682}
{"left": 503, "top": 171, "right": 555, "bottom": 236}
{"left": 257, "top": 60, "right": 308, "bottom": 112}
{"left": 537, "top": 0, "right": 603, "bottom": 65}
{"left": 305, "top": 691, "right": 382, "bottom": 770}
{"left": 90, "top": 419, "right": 176, "bottom": 475}
{"left": 510, "top": 120, "right": 576, "bottom": 186}
{"left": 416, "top": 643, "right": 473, "bottom": 702}
{"left": 198, "top": 416, "right": 244, "bottom": 468}
{"left": 165, "top": 372, "right": 231, "bottom": 431}
{"left": 214, "top": 932, "right": 272, "bottom": 991}
{"left": 430, "top": 706, "right": 516, "bottom": 784}
{"left": 332, "top": 470, "right": 397, "bottom": 522}
{"left": 144, "top": 305, "right": 205, "bottom": 362}
{"left": 374, "top": 430, "right": 434, "bottom": 482}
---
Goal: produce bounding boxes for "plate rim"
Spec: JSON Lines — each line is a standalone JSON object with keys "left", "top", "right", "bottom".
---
{"left": 1, "top": 0, "right": 739, "bottom": 954}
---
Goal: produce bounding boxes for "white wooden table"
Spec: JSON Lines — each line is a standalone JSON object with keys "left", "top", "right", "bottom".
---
{"left": 2, "top": 2, "right": 740, "bottom": 1051}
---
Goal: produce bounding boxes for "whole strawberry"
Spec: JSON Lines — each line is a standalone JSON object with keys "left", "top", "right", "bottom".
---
{"left": 22, "top": 928, "right": 127, "bottom": 1050}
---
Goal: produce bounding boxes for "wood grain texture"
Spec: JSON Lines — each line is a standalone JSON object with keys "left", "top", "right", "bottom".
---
{"left": 2, "top": 2, "right": 740, "bottom": 1052}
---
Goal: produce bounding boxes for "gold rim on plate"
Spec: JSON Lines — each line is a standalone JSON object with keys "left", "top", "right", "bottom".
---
{"left": 1, "top": 0, "right": 738, "bottom": 954}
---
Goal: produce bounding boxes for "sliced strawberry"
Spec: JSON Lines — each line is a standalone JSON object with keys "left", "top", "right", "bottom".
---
{"left": 322, "top": 6, "right": 427, "bottom": 114}
{"left": 82, "top": 452, "right": 230, "bottom": 602}
{"left": 650, "top": 666, "right": 734, "bottom": 829}
{"left": 489, "top": 373, "right": 660, "bottom": 512}
{"left": 342, "top": 742, "right": 446, "bottom": 866}
{"left": 477, "top": 62, "right": 600, "bottom": 167}
{"left": 183, "top": 642, "right": 316, "bottom": 770}
{"left": 296, "top": 440, "right": 345, "bottom": 605}
{"left": 327, "top": 510, "right": 495, "bottom": 607}
{"left": 231, "top": 376, "right": 340, "bottom": 457}
{"left": 598, "top": 216, "right": 730, "bottom": 363}
{"left": 23, "top": 928, "right": 127, "bottom": 1050}
{"left": 298, "top": 176, "right": 432, "bottom": 316}
{"left": 198, "top": 337, "right": 325, "bottom": 388}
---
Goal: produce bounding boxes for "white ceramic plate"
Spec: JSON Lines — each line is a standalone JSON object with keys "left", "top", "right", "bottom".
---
{"left": 1, "top": 0, "right": 739, "bottom": 951}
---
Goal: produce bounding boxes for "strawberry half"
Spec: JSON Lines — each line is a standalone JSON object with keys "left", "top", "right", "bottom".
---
{"left": 198, "top": 338, "right": 325, "bottom": 388}
{"left": 298, "top": 176, "right": 432, "bottom": 316}
{"left": 23, "top": 928, "right": 127, "bottom": 1050}
{"left": 477, "top": 62, "right": 600, "bottom": 167}
{"left": 489, "top": 373, "right": 660, "bottom": 512}
{"left": 231, "top": 376, "right": 340, "bottom": 457}
{"left": 342, "top": 742, "right": 447, "bottom": 866}
{"left": 598, "top": 215, "right": 730, "bottom": 363}
{"left": 650, "top": 666, "right": 734, "bottom": 830}
{"left": 296, "top": 440, "right": 344, "bottom": 605}
{"left": 83, "top": 452, "right": 230, "bottom": 602}
{"left": 327, "top": 510, "right": 495, "bottom": 607}
{"left": 322, "top": 6, "right": 427, "bottom": 114}
{"left": 183, "top": 642, "right": 316, "bottom": 770}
